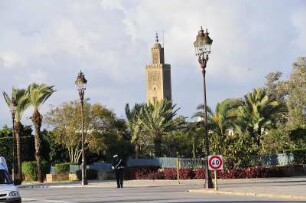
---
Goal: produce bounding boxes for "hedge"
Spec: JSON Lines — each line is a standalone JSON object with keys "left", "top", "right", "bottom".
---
{"left": 55, "top": 163, "right": 70, "bottom": 174}
{"left": 125, "top": 165, "right": 302, "bottom": 180}
{"left": 22, "top": 160, "right": 50, "bottom": 181}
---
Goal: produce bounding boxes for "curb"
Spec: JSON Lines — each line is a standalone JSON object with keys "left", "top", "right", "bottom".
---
{"left": 17, "top": 181, "right": 78, "bottom": 189}
{"left": 188, "top": 189, "right": 306, "bottom": 201}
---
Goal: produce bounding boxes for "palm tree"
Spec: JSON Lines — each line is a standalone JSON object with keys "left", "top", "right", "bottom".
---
{"left": 192, "top": 104, "right": 213, "bottom": 125}
{"left": 213, "top": 99, "right": 244, "bottom": 136}
{"left": 185, "top": 122, "right": 203, "bottom": 159}
{"left": 235, "top": 88, "right": 280, "bottom": 146}
{"left": 3, "top": 88, "right": 28, "bottom": 183}
{"left": 125, "top": 103, "right": 145, "bottom": 158}
{"left": 26, "top": 83, "right": 55, "bottom": 182}
{"left": 138, "top": 99, "right": 181, "bottom": 157}
{"left": 193, "top": 98, "right": 243, "bottom": 136}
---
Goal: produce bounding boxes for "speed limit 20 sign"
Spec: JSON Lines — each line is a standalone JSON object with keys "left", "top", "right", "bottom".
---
{"left": 208, "top": 155, "right": 223, "bottom": 170}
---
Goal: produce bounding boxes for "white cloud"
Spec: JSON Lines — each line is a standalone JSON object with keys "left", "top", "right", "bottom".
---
{"left": 0, "top": 51, "right": 23, "bottom": 69}
{"left": 0, "top": 0, "right": 305, "bottom": 126}
{"left": 29, "top": 69, "right": 47, "bottom": 83}
{"left": 99, "top": 0, "right": 125, "bottom": 11}
{"left": 292, "top": 6, "right": 306, "bottom": 53}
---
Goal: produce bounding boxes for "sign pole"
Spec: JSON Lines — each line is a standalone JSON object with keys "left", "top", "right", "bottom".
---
{"left": 214, "top": 170, "right": 218, "bottom": 191}
{"left": 208, "top": 155, "right": 223, "bottom": 191}
{"left": 176, "top": 153, "right": 180, "bottom": 184}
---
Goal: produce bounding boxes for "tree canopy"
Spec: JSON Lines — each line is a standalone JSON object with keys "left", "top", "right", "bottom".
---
{"left": 45, "top": 101, "right": 129, "bottom": 163}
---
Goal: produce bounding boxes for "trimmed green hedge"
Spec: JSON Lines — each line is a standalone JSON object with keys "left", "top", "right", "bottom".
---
{"left": 55, "top": 163, "right": 70, "bottom": 174}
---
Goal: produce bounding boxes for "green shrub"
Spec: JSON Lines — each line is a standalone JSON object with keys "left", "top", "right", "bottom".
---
{"left": 42, "top": 160, "right": 51, "bottom": 176}
{"left": 76, "top": 169, "right": 97, "bottom": 180}
{"left": 22, "top": 161, "right": 37, "bottom": 181}
{"left": 55, "top": 163, "right": 70, "bottom": 174}
{"left": 22, "top": 160, "right": 50, "bottom": 181}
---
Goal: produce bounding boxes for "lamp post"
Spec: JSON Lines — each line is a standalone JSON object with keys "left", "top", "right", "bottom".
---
{"left": 75, "top": 71, "right": 88, "bottom": 186}
{"left": 193, "top": 26, "right": 213, "bottom": 189}
{"left": 10, "top": 99, "right": 17, "bottom": 182}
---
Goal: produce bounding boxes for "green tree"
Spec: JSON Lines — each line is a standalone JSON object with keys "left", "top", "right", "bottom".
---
{"left": 45, "top": 101, "right": 81, "bottom": 163}
{"left": 0, "top": 125, "right": 35, "bottom": 171}
{"left": 285, "top": 57, "right": 306, "bottom": 150}
{"left": 287, "top": 57, "right": 306, "bottom": 129}
{"left": 103, "top": 119, "right": 133, "bottom": 162}
{"left": 211, "top": 99, "right": 244, "bottom": 136}
{"left": 264, "top": 72, "right": 288, "bottom": 126}
{"left": 184, "top": 122, "right": 204, "bottom": 158}
{"left": 161, "top": 116, "right": 187, "bottom": 157}
{"left": 135, "top": 99, "right": 182, "bottom": 157}
{"left": 3, "top": 88, "right": 28, "bottom": 182}
{"left": 192, "top": 99, "right": 243, "bottom": 156}
{"left": 192, "top": 104, "right": 213, "bottom": 126}
{"left": 26, "top": 83, "right": 55, "bottom": 182}
{"left": 193, "top": 99, "right": 239, "bottom": 135}
{"left": 0, "top": 125, "right": 12, "bottom": 138}
{"left": 45, "top": 101, "right": 128, "bottom": 163}
{"left": 0, "top": 125, "right": 14, "bottom": 168}
{"left": 19, "top": 125, "right": 35, "bottom": 162}
{"left": 40, "top": 130, "right": 69, "bottom": 165}
{"left": 261, "top": 128, "right": 293, "bottom": 154}
{"left": 235, "top": 88, "right": 280, "bottom": 146}
{"left": 223, "top": 133, "right": 258, "bottom": 169}
{"left": 125, "top": 103, "right": 145, "bottom": 158}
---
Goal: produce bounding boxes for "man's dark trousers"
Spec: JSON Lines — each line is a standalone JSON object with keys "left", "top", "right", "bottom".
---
{"left": 115, "top": 168, "right": 124, "bottom": 188}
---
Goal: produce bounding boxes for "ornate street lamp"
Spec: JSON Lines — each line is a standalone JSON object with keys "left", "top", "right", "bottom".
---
{"left": 9, "top": 98, "right": 17, "bottom": 182}
{"left": 193, "top": 26, "right": 214, "bottom": 189}
{"left": 75, "top": 71, "right": 88, "bottom": 186}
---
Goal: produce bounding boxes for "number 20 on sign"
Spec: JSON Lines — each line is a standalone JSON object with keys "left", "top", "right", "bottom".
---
{"left": 208, "top": 155, "right": 223, "bottom": 170}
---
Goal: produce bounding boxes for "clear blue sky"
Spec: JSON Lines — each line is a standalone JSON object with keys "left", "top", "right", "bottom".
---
{"left": 1, "top": 0, "right": 305, "bottom": 127}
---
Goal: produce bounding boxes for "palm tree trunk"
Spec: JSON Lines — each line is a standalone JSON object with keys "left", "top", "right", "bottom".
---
{"left": 135, "top": 144, "right": 139, "bottom": 159}
{"left": 32, "top": 110, "right": 43, "bottom": 183}
{"left": 192, "top": 139, "right": 196, "bottom": 159}
{"left": 15, "top": 121, "right": 22, "bottom": 182}
{"left": 154, "top": 135, "right": 162, "bottom": 157}
{"left": 257, "top": 136, "right": 261, "bottom": 147}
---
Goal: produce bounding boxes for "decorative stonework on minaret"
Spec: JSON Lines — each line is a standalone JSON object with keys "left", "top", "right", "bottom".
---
{"left": 145, "top": 32, "right": 172, "bottom": 103}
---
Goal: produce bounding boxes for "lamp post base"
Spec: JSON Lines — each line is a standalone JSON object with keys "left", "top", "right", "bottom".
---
{"left": 204, "top": 178, "right": 214, "bottom": 189}
{"left": 82, "top": 179, "right": 88, "bottom": 186}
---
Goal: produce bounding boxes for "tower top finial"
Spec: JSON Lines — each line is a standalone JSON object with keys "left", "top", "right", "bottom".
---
{"left": 155, "top": 32, "right": 159, "bottom": 43}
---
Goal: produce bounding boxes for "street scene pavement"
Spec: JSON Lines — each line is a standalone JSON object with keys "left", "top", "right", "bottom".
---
{"left": 188, "top": 177, "right": 306, "bottom": 201}
{"left": 18, "top": 177, "right": 306, "bottom": 202}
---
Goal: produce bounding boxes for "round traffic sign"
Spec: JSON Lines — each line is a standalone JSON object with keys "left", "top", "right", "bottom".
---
{"left": 208, "top": 155, "right": 223, "bottom": 170}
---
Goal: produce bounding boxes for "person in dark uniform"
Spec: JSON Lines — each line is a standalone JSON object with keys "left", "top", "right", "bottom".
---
{"left": 112, "top": 154, "right": 124, "bottom": 188}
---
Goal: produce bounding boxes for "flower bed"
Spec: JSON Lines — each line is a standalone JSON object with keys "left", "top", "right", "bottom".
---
{"left": 126, "top": 165, "right": 305, "bottom": 180}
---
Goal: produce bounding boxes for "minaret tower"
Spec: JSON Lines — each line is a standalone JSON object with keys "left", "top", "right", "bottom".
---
{"left": 145, "top": 32, "right": 172, "bottom": 103}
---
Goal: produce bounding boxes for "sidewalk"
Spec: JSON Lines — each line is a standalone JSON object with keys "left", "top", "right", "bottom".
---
{"left": 188, "top": 177, "right": 306, "bottom": 201}
{"left": 19, "top": 177, "right": 306, "bottom": 200}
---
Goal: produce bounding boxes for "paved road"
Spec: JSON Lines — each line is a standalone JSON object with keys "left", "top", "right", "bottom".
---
{"left": 18, "top": 177, "right": 306, "bottom": 202}
{"left": 20, "top": 185, "right": 296, "bottom": 203}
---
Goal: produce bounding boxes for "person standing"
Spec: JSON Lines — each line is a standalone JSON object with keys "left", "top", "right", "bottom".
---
{"left": 112, "top": 154, "right": 124, "bottom": 188}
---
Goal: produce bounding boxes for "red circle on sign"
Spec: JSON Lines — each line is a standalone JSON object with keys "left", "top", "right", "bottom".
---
{"left": 208, "top": 155, "right": 223, "bottom": 170}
